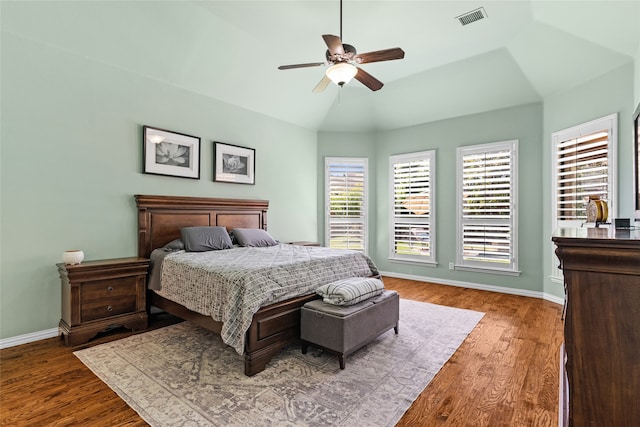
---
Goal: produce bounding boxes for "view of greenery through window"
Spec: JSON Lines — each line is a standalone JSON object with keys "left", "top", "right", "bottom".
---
{"left": 326, "top": 159, "right": 366, "bottom": 252}
{"left": 391, "top": 153, "right": 433, "bottom": 262}
{"left": 458, "top": 141, "right": 517, "bottom": 270}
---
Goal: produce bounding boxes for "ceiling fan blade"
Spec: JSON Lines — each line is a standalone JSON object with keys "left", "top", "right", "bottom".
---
{"left": 322, "top": 34, "right": 345, "bottom": 56}
{"left": 278, "top": 62, "right": 325, "bottom": 70}
{"left": 355, "top": 48, "right": 405, "bottom": 64}
{"left": 354, "top": 67, "right": 384, "bottom": 91}
{"left": 312, "top": 75, "right": 331, "bottom": 93}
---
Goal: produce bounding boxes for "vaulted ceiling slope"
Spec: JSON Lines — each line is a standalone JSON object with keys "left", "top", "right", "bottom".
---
{"left": 4, "top": 1, "right": 639, "bottom": 131}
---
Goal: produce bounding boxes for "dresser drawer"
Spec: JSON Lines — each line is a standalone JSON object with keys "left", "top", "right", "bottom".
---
{"left": 81, "top": 295, "right": 137, "bottom": 322}
{"left": 81, "top": 278, "right": 137, "bottom": 303}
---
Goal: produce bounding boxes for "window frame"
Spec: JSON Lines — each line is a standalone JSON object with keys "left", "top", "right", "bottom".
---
{"left": 455, "top": 139, "right": 519, "bottom": 275}
{"left": 388, "top": 150, "right": 437, "bottom": 265}
{"left": 550, "top": 113, "right": 617, "bottom": 280}
{"left": 324, "top": 157, "right": 368, "bottom": 254}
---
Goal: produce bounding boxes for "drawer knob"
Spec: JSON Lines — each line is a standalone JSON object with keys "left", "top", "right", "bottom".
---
{"left": 107, "top": 286, "right": 113, "bottom": 292}
{"left": 106, "top": 305, "right": 113, "bottom": 312}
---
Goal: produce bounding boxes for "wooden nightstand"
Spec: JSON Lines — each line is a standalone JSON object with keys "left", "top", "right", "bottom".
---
{"left": 287, "top": 241, "right": 321, "bottom": 247}
{"left": 58, "top": 257, "right": 149, "bottom": 346}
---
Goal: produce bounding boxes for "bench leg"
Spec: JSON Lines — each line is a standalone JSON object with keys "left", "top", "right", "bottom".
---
{"left": 338, "top": 355, "right": 345, "bottom": 370}
{"left": 301, "top": 341, "right": 308, "bottom": 354}
{"left": 394, "top": 324, "right": 399, "bottom": 334}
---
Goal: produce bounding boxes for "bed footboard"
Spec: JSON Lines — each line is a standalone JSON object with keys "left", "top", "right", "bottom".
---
{"left": 244, "top": 293, "right": 320, "bottom": 376}
{"left": 149, "top": 291, "right": 319, "bottom": 376}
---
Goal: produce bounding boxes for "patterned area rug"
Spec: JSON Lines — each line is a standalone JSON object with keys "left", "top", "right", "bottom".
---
{"left": 75, "top": 299, "right": 483, "bottom": 427}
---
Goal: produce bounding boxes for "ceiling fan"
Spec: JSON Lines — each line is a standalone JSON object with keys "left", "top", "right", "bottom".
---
{"left": 277, "top": 0, "right": 405, "bottom": 93}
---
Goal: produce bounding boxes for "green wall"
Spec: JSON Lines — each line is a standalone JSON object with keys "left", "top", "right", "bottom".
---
{"left": 2, "top": 2, "right": 637, "bottom": 342}
{"left": 319, "top": 105, "right": 544, "bottom": 294}
{"left": 317, "top": 64, "right": 635, "bottom": 301}
{"left": 0, "top": 32, "right": 318, "bottom": 340}
{"left": 329, "top": 62, "right": 633, "bottom": 301}
{"left": 542, "top": 63, "right": 636, "bottom": 298}
{"left": 375, "top": 104, "right": 544, "bottom": 293}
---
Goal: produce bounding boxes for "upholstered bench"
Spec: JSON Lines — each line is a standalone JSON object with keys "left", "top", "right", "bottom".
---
{"left": 301, "top": 289, "right": 399, "bottom": 369}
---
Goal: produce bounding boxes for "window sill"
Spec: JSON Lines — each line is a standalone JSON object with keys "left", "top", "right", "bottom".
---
{"left": 454, "top": 265, "right": 521, "bottom": 276}
{"left": 388, "top": 257, "right": 437, "bottom": 267}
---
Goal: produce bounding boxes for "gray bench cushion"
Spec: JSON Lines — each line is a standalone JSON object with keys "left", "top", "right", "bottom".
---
{"left": 302, "top": 299, "right": 375, "bottom": 317}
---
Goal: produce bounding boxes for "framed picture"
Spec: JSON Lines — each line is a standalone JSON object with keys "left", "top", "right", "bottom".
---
{"left": 143, "top": 125, "right": 200, "bottom": 179}
{"left": 214, "top": 141, "right": 255, "bottom": 185}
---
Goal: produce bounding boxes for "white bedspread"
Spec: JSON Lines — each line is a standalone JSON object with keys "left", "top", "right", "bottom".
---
{"left": 155, "top": 244, "right": 379, "bottom": 354}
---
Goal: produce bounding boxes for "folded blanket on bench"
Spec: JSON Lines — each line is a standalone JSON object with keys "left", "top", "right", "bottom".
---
{"left": 315, "top": 277, "right": 384, "bottom": 306}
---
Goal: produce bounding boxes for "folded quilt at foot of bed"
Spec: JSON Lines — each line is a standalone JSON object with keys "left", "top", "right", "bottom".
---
{"left": 315, "top": 277, "right": 384, "bottom": 306}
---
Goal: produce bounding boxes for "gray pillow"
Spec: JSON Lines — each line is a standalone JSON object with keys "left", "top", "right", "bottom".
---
{"left": 232, "top": 228, "right": 278, "bottom": 247}
{"left": 163, "top": 238, "right": 185, "bottom": 251}
{"left": 181, "top": 226, "right": 233, "bottom": 252}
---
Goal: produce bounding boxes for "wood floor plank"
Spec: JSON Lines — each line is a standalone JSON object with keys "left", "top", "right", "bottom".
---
{"left": 1, "top": 278, "right": 563, "bottom": 426}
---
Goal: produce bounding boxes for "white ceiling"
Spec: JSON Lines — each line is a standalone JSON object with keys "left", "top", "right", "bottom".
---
{"left": 5, "top": 1, "right": 640, "bottom": 131}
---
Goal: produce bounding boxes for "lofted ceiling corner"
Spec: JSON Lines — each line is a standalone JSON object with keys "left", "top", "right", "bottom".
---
{"left": 530, "top": 0, "right": 640, "bottom": 57}
{"left": 506, "top": 21, "right": 634, "bottom": 98}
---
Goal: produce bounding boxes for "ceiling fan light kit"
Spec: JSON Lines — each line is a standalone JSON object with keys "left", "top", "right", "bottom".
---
{"left": 277, "top": 0, "right": 405, "bottom": 93}
{"left": 326, "top": 63, "right": 357, "bottom": 86}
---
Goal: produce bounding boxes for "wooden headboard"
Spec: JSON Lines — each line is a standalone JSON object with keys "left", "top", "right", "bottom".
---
{"left": 135, "top": 194, "right": 269, "bottom": 258}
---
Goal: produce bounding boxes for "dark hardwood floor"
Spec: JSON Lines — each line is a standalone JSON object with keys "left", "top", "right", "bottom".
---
{"left": 0, "top": 277, "right": 563, "bottom": 426}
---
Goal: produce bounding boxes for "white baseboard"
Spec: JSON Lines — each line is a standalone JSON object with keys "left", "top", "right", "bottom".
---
{"left": 0, "top": 328, "right": 59, "bottom": 350}
{"left": 0, "top": 275, "right": 564, "bottom": 349}
{"left": 379, "top": 270, "right": 565, "bottom": 306}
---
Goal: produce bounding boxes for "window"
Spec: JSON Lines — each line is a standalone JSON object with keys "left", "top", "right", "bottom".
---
{"left": 456, "top": 140, "right": 518, "bottom": 274}
{"left": 552, "top": 114, "right": 617, "bottom": 228}
{"left": 389, "top": 151, "right": 436, "bottom": 264}
{"left": 551, "top": 114, "right": 617, "bottom": 279}
{"left": 325, "top": 158, "right": 368, "bottom": 253}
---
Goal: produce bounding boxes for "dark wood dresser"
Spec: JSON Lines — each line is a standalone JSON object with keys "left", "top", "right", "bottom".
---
{"left": 58, "top": 257, "right": 149, "bottom": 345}
{"left": 553, "top": 227, "right": 640, "bottom": 427}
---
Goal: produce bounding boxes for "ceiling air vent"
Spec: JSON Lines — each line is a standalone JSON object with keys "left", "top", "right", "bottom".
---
{"left": 456, "top": 7, "right": 487, "bottom": 26}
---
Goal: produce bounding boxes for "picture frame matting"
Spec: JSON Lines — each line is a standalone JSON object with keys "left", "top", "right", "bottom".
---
{"left": 214, "top": 141, "right": 255, "bottom": 185}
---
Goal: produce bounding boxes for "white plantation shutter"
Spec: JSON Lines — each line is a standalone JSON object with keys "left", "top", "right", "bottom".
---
{"left": 457, "top": 140, "right": 518, "bottom": 273}
{"left": 325, "top": 158, "right": 367, "bottom": 253}
{"left": 553, "top": 114, "right": 616, "bottom": 227}
{"left": 389, "top": 151, "right": 435, "bottom": 264}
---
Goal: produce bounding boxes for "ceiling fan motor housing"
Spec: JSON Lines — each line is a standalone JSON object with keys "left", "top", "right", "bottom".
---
{"left": 326, "top": 43, "right": 357, "bottom": 63}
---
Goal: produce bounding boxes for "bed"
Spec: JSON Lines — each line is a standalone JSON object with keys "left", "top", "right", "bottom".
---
{"left": 135, "top": 194, "right": 379, "bottom": 376}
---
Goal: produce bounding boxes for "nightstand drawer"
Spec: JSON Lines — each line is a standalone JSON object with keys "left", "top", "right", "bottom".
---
{"left": 81, "top": 278, "right": 137, "bottom": 303}
{"left": 81, "top": 295, "right": 137, "bottom": 322}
